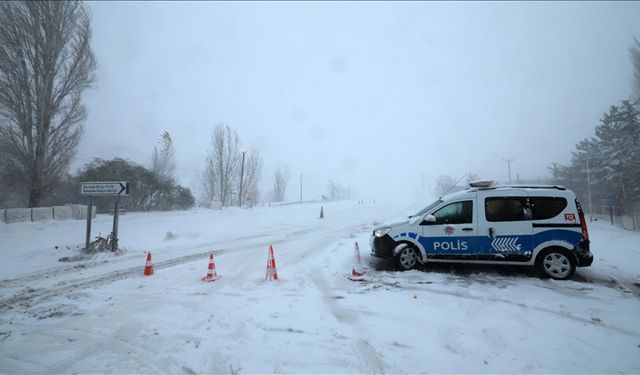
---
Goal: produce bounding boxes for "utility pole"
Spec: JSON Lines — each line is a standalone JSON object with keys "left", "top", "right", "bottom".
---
{"left": 300, "top": 173, "right": 303, "bottom": 204}
{"left": 238, "top": 149, "right": 247, "bottom": 207}
{"left": 551, "top": 162, "right": 559, "bottom": 184}
{"left": 502, "top": 158, "right": 515, "bottom": 184}
{"left": 586, "top": 158, "right": 593, "bottom": 222}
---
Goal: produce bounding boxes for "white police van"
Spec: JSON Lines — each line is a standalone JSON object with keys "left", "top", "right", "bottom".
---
{"left": 370, "top": 182, "right": 593, "bottom": 280}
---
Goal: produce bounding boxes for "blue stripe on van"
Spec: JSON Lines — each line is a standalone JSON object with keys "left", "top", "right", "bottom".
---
{"left": 408, "top": 229, "right": 582, "bottom": 256}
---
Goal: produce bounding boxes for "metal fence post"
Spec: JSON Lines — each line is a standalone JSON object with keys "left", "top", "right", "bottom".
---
{"left": 85, "top": 200, "right": 93, "bottom": 251}
{"left": 112, "top": 196, "right": 120, "bottom": 251}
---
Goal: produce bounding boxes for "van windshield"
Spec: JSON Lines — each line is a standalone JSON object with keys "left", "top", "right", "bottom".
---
{"left": 411, "top": 199, "right": 443, "bottom": 218}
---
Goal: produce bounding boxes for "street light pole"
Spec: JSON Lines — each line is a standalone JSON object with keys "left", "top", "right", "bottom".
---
{"left": 300, "top": 173, "right": 303, "bottom": 204}
{"left": 502, "top": 158, "right": 515, "bottom": 184}
{"left": 238, "top": 149, "right": 247, "bottom": 207}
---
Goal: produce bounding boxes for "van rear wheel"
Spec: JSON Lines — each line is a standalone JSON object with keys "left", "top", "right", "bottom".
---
{"left": 536, "top": 248, "right": 576, "bottom": 280}
{"left": 394, "top": 245, "right": 419, "bottom": 271}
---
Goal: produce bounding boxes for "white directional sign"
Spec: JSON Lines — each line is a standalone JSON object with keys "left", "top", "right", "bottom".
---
{"left": 80, "top": 181, "right": 130, "bottom": 196}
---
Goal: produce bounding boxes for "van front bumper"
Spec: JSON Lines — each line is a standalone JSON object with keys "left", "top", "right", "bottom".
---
{"left": 370, "top": 234, "right": 397, "bottom": 259}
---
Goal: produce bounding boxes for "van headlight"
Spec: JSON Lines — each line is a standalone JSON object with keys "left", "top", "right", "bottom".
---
{"left": 373, "top": 227, "right": 392, "bottom": 238}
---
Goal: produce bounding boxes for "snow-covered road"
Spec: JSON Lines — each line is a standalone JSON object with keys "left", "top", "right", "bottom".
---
{"left": 1, "top": 201, "right": 639, "bottom": 373}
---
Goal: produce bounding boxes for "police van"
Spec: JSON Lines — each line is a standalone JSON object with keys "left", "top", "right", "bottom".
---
{"left": 370, "top": 182, "right": 593, "bottom": 280}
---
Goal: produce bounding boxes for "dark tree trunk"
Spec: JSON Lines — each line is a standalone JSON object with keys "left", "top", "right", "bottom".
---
{"left": 28, "top": 183, "right": 42, "bottom": 208}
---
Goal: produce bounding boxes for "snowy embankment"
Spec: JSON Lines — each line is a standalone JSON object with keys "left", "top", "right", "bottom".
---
{"left": 0, "top": 201, "right": 639, "bottom": 373}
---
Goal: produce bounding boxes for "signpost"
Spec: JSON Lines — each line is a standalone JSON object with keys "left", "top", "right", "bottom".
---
{"left": 81, "top": 181, "right": 130, "bottom": 251}
{"left": 80, "top": 181, "right": 129, "bottom": 196}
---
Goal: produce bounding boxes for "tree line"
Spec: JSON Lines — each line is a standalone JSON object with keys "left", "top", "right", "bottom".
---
{"left": 0, "top": 128, "right": 196, "bottom": 212}
{"left": 0, "top": 0, "right": 385, "bottom": 212}
{"left": 201, "top": 124, "right": 263, "bottom": 208}
{"left": 0, "top": 1, "right": 95, "bottom": 208}
{"left": 0, "top": 1, "right": 267, "bottom": 211}
{"left": 0, "top": 0, "right": 197, "bottom": 213}
{"left": 554, "top": 39, "right": 640, "bottom": 214}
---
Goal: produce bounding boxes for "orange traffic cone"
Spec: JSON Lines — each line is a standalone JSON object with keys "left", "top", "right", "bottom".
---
{"left": 265, "top": 245, "right": 279, "bottom": 281}
{"left": 348, "top": 242, "right": 366, "bottom": 281}
{"left": 202, "top": 253, "right": 219, "bottom": 282}
{"left": 143, "top": 252, "right": 154, "bottom": 276}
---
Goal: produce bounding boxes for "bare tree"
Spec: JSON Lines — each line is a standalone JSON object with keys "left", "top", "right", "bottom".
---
{"left": 273, "top": 165, "right": 290, "bottom": 202}
{"left": 151, "top": 131, "right": 175, "bottom": 184}
{"left": 434, "top": 175, "right": 457, "bottom": 197}
{"left": 0, "top": 1, "right": 96, "bottom": 207}
{"left": 631, "top": 37, "right": 640, "bottom": 103}
{"left": 324, "top": 179, "right": 353, "bottom": 200}
{"left": 239, "top": 149, "right": 262, "bottom": 207}
{"left": 326, "top": 180, "right": 338, "bottom": 200}
{"left": 202, "top": 124, "right": 240, "bottom": 207}
{"left": 201, "top": 155, "right": 217, "bottom": 205}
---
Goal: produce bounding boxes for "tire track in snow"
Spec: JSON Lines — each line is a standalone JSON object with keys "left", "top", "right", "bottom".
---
{"left": 0, "top": 226, "right": 301, "bottom": 289}
{"left": 309, "top": 267, "right": 387, "bottom": 373}
{"left": 0, "top": 217, "right": 387, "bottom": 314}
{"left": 355, "top": 339, "right": 386, "bottom": 375}
{"left": 46, "top": 327, "right": 172, "bottom": 373}
{"left": 0, "top": 327, "right": 168, "bottom": 373}
{"left": 0, "top": 224, "right": 328, "bottom": 312}
{"left": 360, "top": 276, "right": 640, "bottom": 337}
{"left": 0, "top": 246, "right": 251, "bottom": 312}
{"left": 310, "top": 267, "right": 359, "bottom": 325}
{"left": 0, "top": 354, "right": 50, "bottom": 372}
{"left": 574, "top": 268, "right": 640, "bottom": 298}
{"left": 0, "top": 207, "right": 396, "bottom": 293}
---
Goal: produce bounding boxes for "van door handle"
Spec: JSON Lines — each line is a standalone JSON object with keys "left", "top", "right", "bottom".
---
{"left": 462, "top": 228, "right": 473, "bottom": 231}
{"left": 489, "top": 228, "right": 496, "bottom": 238}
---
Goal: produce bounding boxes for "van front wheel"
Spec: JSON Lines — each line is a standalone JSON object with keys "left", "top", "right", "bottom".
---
{"left": 394, "top": 246, "right": 419, "bottom": 271}
{"left": 536, "top": 248, "right": 576, "bottom": 280}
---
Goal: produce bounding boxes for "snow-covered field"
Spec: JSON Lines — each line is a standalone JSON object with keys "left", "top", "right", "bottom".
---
{"left": 1, "top": 200, "right": 639, "bottom": 373}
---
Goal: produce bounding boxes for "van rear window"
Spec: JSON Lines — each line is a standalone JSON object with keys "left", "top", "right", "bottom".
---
{"left": 485, "top": 196, "right": 568, "bottom": 222}
{"left": 530, "top": 197, "right": 567, "bottom": 220}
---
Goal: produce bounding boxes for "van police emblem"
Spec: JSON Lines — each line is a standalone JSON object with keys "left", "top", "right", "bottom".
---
{"left": 444, "top": 226, "right": 455, "bottom": 235}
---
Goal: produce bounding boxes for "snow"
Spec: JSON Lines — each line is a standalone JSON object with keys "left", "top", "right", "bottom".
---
{"left": 1, "top": 200, "right": 639, "bottom": 373}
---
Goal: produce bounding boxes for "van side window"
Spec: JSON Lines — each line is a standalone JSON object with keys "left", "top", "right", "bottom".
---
{"left": 485, "top": 197, "right": 531, "bottom": 222}
{"left": 432, "top": 201, "right": 473, "bottom": 224}
{"left": 530, "top": 197, "right": 567, "bottom": 220}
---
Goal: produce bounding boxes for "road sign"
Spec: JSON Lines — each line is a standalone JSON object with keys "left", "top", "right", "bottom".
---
{"left": 80, "top": 181, "right": 129, "bottom": 196}
{"left": 600, "top": 197, "right": 618, "bottom": 206}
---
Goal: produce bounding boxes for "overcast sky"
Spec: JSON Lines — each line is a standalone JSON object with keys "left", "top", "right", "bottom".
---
{"left": 75, "top": 1, "right": 640, "bottom": 203}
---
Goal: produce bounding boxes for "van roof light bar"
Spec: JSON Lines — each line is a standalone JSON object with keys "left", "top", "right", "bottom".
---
{"left": 468, "top": 180, "right": 494, "bottom": 188}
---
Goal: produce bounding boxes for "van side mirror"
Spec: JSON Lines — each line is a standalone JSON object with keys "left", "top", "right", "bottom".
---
{"left": 420, "top": 214, "right": 436, "bottom": 225}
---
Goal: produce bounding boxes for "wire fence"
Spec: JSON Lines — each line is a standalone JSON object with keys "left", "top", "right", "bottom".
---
{"left": 588, "top": 205, "right": 639, "bottom": 231}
